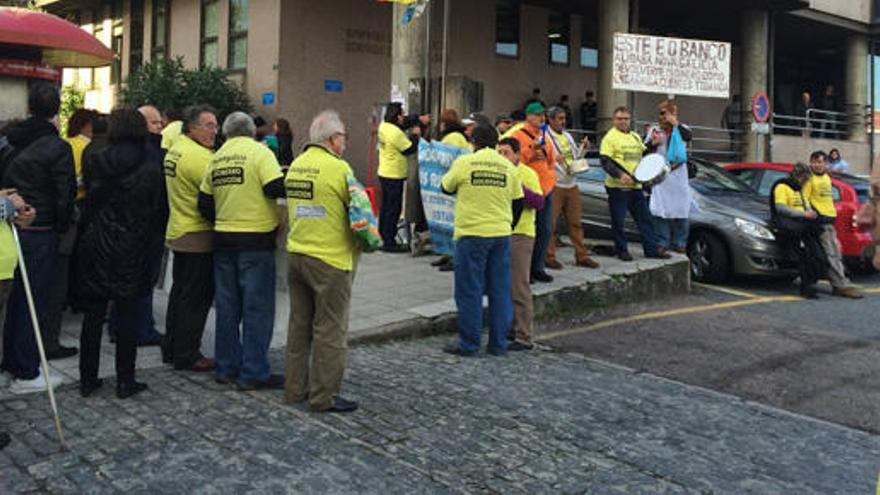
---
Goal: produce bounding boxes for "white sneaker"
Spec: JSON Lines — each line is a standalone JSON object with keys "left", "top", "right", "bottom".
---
{"left": 8, "top": 371, "right": 62, "bottom": 395}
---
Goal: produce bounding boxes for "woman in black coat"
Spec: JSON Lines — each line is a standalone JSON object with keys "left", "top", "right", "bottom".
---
{"left": 73, "top": 108, "right": 164, "bottom": 399}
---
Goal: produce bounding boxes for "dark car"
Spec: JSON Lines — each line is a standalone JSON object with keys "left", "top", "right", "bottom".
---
{"left": 577, "top": 156, "right": 797, "bottom": 282}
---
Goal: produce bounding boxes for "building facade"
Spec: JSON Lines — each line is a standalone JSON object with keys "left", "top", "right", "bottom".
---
{"left": 36, "top": 0, "right": 880, "bottom": 177}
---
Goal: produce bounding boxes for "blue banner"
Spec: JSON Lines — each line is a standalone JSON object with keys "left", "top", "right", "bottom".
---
{"left": 418, "top": 140, "right": 469, "bottom": 256}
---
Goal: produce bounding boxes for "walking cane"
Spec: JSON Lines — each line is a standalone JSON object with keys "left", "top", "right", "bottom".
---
{"left": 11, "top": 226, "right": 66, "bottom": 449}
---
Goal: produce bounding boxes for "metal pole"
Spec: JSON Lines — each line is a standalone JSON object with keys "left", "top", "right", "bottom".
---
{"left": 871, "top": 40, "right": 875, "bottom": 172}
{"left": 11, "top": 226, "right": 66, "bottom": 449}
{"left": 424, "top": 0, "right": 432, "bottom": 115}
{"left": 440, "top": 0, "right": 449, "bottom": 112}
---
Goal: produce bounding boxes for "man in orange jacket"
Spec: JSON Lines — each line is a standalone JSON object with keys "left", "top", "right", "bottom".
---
{"left": 513, "top": 103, "right": 556, "bottom": 283}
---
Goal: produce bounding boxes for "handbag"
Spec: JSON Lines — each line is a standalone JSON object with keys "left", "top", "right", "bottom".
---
{"left": 346, "top": 174, "right": 381, "bottom": 253}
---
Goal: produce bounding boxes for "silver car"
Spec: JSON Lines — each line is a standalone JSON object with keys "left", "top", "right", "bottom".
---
{"left": 576, "top": 156, "right": 797, "bottom": 282}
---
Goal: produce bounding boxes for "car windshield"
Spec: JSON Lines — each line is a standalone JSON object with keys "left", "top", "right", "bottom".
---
{"left": 852, "top": 183, "right": 870, "bottom": 204}
{"left": 690, "top": 159, "right": 753, "bottom": 194}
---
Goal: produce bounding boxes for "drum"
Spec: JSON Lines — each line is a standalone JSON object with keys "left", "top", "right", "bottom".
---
{"left": 634, "top": 153, "right": 670, "bottom": 186}
{"left": 569, "top": 158, "right": 590, "bottom": 174}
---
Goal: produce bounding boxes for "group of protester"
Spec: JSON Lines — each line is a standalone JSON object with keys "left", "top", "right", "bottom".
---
{"left": 0, "top": 83, "right": 363, "bottom": 454}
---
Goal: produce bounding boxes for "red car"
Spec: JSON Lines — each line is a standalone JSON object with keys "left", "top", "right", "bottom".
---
{"left": 725, "top": 163, "right": 873, "bottom": 268}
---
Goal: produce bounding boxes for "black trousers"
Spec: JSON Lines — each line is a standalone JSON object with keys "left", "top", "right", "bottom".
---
{"left": 164, "top": 252, "right": 214, "bottom": 368}
{"left": 786, "top": 229, "right": 826, "bottom": 292}
{"left": 379, "top": 177, "right": 405, "bottom": 247}
{"left": 80, "top": 298, "right": 137, "bottom": 385}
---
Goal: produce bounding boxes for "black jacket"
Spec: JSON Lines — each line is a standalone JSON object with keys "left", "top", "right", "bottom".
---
{"left": 72, "top": 140, "right": 164, "bottom": 302}
{"left": 1, "top": 118, "right": 75, "bottom": 232}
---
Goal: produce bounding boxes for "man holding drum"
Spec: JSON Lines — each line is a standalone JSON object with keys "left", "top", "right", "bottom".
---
{"left": 599, "top": 107, "right": 669, "bottom": 262}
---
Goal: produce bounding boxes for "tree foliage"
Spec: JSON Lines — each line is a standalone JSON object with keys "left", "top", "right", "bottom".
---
{"left": 59, "top": 85, "right": 84, "bottom": 137}
{"left": 121, "top": 57, "right": 252, "bottom": 121}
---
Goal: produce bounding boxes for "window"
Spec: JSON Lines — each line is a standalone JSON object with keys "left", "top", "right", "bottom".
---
{"left": 200, "top": 0, "right": 220, "bottom": 68}
{"left": 548, "top": 12, "right": 569, "bottom": 65}
{"left": 111, "top": 2, "right": 123, "bottom": 84}
{"left": 758, "top": 170, "right": 788, "bottom": 196}
{"left": 495, "top": 0, "right": 520, "bottom": 58}
{"left": 228, "top": 0, "right": 249, "bottom": 70}
{"left": 130, "top": 0, "right": 144, "bottom": 71}
{"left": 727, "top": 168, "right": 761, "bottom": 190}
{"left": 579, "top": 14, "right": 598, "bottom": 68}
{"left": 151, "top": 0, "right": 169, "bottom": 60}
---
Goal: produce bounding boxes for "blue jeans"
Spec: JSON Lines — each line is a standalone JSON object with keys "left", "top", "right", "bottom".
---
{"left": 109, "top": 239, "right": 164, "bottom": 344}
{"left": 530, "top": 192, "right": 553, "bottom": 275}
{"left": 653, "top": 217, "right": 689, "bottom": 250}
{"left": 2, "top": 230, "right": 57, "bottom": 380}
{"left": 454, "top": 236, "right": 512, "bottom": 355}
{"left": 606, "top": 188, "right": 659, "bottom": 257}
{"left": 213, "top": 250, "right": 276, "bottom": 384}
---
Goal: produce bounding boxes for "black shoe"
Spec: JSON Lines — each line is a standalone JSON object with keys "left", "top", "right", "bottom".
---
{"left": 0, "top": 431, "right": 9, "bottom": 451}
{"left": 237, "top": 374, "right": 285, "bottom": 391}
{"left": 46, "top": 345, "right": 78, "bottom": 360}
{"left": 618, "top": 252, "right": 634, "bottom": 262}
{"left": 646, "top": 250, "right": 672, "bottom": 260}
{"left": 431, "top": 255, "right": 452, "bottom": 267}
{"left": 116, "top": 381, "right": 148, "bottom": 399}
{"left": 315, "top": 396, "right": 359, "bottom": 414}
{"left": 508, "top": 341, "right": 534, "bottom": 352}
{"left": 80, "top": 378, "right": 104, "bottom": 398}
{"left": 160, "top": 337, "right": 173, "bottom": 364}
{"left": 438, "top": 260, "right": 454, "bottom": 272}
{"left": 442, "top": 342, "right": 478, "bottom": 358}
{"left": 215, "top": 374, "right": 237, "bottom": 385}
{"left": 531, "top": 271, "right": 553, "bottom": 283}
{"left": 801, "top": 285, "right": 820, "bottom": 299}
{"left": 381, "top": 243, "right": 410, "bottom": 253}
{"left": 137, "top": 333, "right": 163, "bottom": 347}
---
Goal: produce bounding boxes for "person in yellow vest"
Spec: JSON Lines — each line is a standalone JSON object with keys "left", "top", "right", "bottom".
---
{"left": 161, "top": 109, "right": 184, "bottom": 150}
{"left": 0, "top": 189, "right": 35, "bottom": 449}
{"left": 162, "top": 105, "right": 219, "bottom": 372}
{"left": 377, "top": 102, "right": 419, "bottom": 252}
{"left": 439, "top": 109, "right": 471, "bottom": 152}
{"left": 805, "top": 150, "right": 863, "bottom": 299}
{"left": 770, "top": 162, "right": 824, "bottom": 298}
{"left": 599, "top": 107, "right": 669, "bottom": 262}
{"left": 66, "top": 108, "right": 99, "bottom": 201}
{"left": 198, "top": 112, "right": 286, "bottom": 390}
{"left": 284, "top": 110, "right": 366, "bottom": 414}
{"left": 498, "top": 137, "right": 544, "bottom": 351}
{"left": 441, "top": 124, "right": 524, "bottom": 357}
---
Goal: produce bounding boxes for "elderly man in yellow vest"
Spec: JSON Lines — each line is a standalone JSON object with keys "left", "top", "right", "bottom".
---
{"left": 284, "top": 110, "right": 363, "bottom": 413}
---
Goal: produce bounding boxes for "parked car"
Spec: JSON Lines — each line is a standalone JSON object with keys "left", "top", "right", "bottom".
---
{"left": 724, "top": 163, "right": 873, "bottom": 270}
{"left": 577, "top": 155, "right": 797, "bottom": 282}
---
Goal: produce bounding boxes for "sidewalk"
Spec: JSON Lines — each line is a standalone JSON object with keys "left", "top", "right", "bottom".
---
{"left": 21, "top": 243, "right": 689, "bottom": 388}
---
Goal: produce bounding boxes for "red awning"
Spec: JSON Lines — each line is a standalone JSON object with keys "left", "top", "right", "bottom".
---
{"left": 0, "top": 7, "right": 113, "bottom": 68}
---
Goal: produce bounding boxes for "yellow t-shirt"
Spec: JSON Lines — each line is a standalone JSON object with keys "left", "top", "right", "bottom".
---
{"left": 66, "top": 134, "right": 90, "bottom": 200}
{"left": 441, "top": 148, "right": 524, "bottom": 240}
{"left": 441, "top": 131, "right": 472, "bottom": 152}
{"left": 773, "top": 183, "right": 807, "bottom": 212}
{"left": 550, "top": 130, "right": 574, "bottom": 163}
{"left": 803, "top": 173, "right": 836, "bottom": 218}
{"left": 199, "top": 136, "right": 283, "bottom": 233}
{"left": 165, "top": 135, "right": 214, "bottom": 241}
{"left": 285, "top": 145, "right": 356, "bottom": 271}
{"left": 161, "top": 120, "right": 183, "bottom": 150}
{"left": 599, "top": 127, "right": 646, "bottom": 190}
{"left": 377, "top": 122, "right": 411, "bottom": 179}
{"left": 0, "top": 222, "right": 16, "bottom": 280}
{"left": 513, "top": 163, "right": 542, "bottom": 238}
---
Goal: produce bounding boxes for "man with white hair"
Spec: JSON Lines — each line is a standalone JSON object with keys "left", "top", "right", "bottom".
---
{"left": 284, "top": 110, "right": 362, "bottom": 413}
{"left": 198, "top": 111, "right": 286, "bottom": 390}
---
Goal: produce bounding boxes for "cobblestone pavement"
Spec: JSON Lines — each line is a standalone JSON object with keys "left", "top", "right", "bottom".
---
{"left": 1, "top": 336, "right": 877, "bottom": 494}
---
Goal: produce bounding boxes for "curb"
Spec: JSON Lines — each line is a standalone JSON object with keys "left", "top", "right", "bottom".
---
{"left": 349, "top": 259, "right": 691, "bottom": 347}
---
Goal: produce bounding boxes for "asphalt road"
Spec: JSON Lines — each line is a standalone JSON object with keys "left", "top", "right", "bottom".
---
{"left": 536, "top": 270, "right": 880, "bottom": 434}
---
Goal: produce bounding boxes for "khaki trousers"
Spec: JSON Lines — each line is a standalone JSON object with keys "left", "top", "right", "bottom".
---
{"left": 284, "top": 253, "right": 353, "bottom": 411}
{"left": 511, "top": 234, "right": 535, "bottom": 344}
{"left": 819, "top": 223, "right": 852, "bottom": 289}
{"left": 547, "top": 186, "right": 590, "bottom": 263}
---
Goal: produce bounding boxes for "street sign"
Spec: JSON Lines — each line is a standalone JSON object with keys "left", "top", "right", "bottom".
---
{"left": 752, "top": 92, "right": 770, "bottom": 123}
{"left": 324, "top": 80, "right": 343, "bottom": 93}
{"left": 751, "top": 122, "right": 770, "bottom": 134}
{"left": 261, "top": 92, "right": 275, "bottom": 106}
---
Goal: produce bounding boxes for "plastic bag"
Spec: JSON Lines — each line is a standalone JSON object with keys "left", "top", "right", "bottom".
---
{"left": 347, "top": 174, "right": 381, "bottom": 253}
{"left": 666, "top": 126, "right": 687, "bottom": 165}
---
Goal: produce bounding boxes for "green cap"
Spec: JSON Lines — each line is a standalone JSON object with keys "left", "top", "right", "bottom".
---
{"left": 525, "top": 102, "right": 546, "bottom": 115}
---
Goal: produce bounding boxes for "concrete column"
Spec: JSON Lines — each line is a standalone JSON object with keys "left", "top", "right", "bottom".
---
{"left": 391, "top": 3, "right": 429, "bottom": 113}
{"left": 845, "top": 34, "right": 869, "bottom": 143}
{"left": 740, "top": 9, "right": 769, "bottom": 162}
{"left": 597, "top": 0, "right": 628, "bottom": 132}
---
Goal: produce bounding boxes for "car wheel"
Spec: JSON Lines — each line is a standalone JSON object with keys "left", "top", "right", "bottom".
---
{"left": 687, "top": 231, "right": 730, "bottom": 283}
